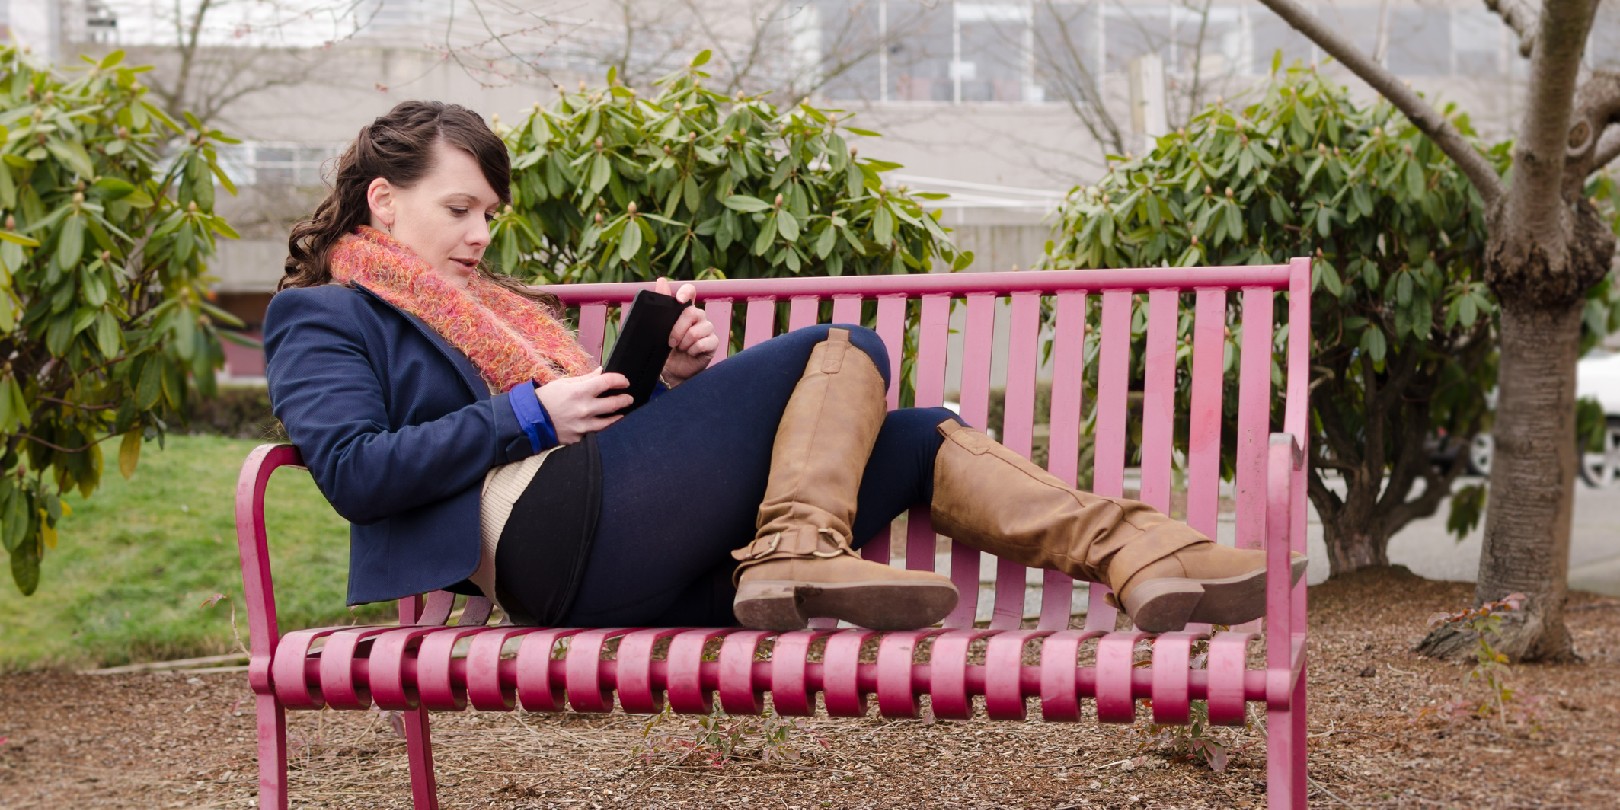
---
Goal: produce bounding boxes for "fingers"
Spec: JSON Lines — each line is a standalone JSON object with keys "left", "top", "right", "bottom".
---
{"left": 655, "top": 276, "right": 672, "bottom": 297}
{"left": 675, "top": 316, "right": 715, "bottom": 354}
{"left": 675, "top": 282, "right": 696, "bottom": 304}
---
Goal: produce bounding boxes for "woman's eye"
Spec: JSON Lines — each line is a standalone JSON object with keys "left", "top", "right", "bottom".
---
{"left": 448, "top": 207, "right": 468, "bottom": 216}
{"left": 484, "top": 212, "right": 497, "bottom": 223}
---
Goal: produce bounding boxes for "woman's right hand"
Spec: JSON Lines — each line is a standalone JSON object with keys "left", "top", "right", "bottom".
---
{"left": 535, "top": 368, "right": 633, "bottom": 443}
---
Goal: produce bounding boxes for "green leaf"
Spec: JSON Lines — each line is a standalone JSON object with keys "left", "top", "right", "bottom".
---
{"left": 777, "top": 210, "right": 800, "bottom": 241}
{"left": 618, "top": 216, "right": 643, "bottom": 262}
{"left": 723, "top": 195, "right": 772, "bottom": 213}
{"left": 873, "top": 206, "right": 894, "bottom": 245}
{"left": 45, "top": 139, "right": 95, "bottom": 178}
{"left": 815, "top": 222, "right": 836, "bottom": 258}
{"left": 56, "top": 214, "right": 84, "bottom": 269}
{"left": 691, "top": 49, "right": 713, "bottom": 67}
{"left": 589, "top": 153, "right": 611, "bottom": 194}
{"left": 753, "top": 215, "right": 777, "bottom": 255}
{"left": 1404, "top": 158, "right": 1425, "bottom": 199}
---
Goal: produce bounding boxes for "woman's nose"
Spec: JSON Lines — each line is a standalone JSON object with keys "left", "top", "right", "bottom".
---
{"left": 468, "top": 218, "right": 491, "bottom": 247}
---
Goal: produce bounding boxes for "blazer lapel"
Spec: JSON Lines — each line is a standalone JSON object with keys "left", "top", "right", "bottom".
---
{"left": 354, "top": 284, "right": 489, "bottom": 399}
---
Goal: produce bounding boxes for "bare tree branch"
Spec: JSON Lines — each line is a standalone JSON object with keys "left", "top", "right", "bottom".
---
{"left": 1569, "top": 71, "right": 1620, "bottom": 181}
{"left": 1484, "top": 0, "right": 1541, "bottom": 58}
{"left": 1505, "top": 0, "right": 1599, "bottom": 240}
{"left": 1594, "top": 129, "right": 1620, "bottom": 174}
{"left": 1254, "top": 0, "right": 1506, "bottom": 206}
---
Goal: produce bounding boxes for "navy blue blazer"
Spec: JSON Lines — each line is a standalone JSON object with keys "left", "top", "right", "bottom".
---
{"left": 263, "top": 284, "right": 538, "bottom": 605}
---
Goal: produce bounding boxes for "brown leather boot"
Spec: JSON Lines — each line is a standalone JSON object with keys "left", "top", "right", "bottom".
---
{"left": 732, "top": 329, "right": 958, "bottom": 632}
{"left": 929, "top": 421, "right": 1304, "bottom": 632}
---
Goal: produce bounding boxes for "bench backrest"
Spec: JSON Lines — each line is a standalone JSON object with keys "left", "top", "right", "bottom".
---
{"left": 550, "top": 261, "right": 1312, "bottom": 634}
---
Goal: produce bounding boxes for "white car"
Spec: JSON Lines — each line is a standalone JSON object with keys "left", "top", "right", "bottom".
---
{"left": 1467, "top": 348, "right": 1620, "bottom": 487}
{"left": 1576, "top": 348, "right": 1620, "bottom": 486}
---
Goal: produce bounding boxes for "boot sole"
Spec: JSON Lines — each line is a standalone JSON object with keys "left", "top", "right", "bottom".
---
{"left": 1123, "top": 555, "right": 1308, "bottom": 633}
{"left": 734, "top": 580, "right": 959, "bottom": 632}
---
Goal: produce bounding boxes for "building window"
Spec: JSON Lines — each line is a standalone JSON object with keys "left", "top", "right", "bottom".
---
{"left": 216, "top": 142, "right": 337, "bottom": 188}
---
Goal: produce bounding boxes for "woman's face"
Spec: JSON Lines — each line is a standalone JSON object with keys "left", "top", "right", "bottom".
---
{"left": 368, "top": 140, "right": 500, "bottom": 288}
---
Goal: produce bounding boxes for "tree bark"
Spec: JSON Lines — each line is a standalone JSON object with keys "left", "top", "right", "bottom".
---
{"left": 1320, "top": 502, "right": 1391, "bottom": 573}
{"left": 1462, "top": 302, "right": 1583, "bottom": 662}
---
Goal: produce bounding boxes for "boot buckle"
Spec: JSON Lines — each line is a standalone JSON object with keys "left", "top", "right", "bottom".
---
{"left": 732, "top": 533, "right": 782, "bottom": 562}
{"left": 811, "top": 528, "right": 855, "bottom": 558}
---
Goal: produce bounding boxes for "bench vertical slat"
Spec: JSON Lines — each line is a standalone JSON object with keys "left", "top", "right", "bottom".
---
{"left": 874, "top": 297, "right": 907, "bottom": 411}
{"left": 909, "top": 295, "right": 951, "bottom": 575}
{"left": 1040, "top": 291, "right": 1087, "bottom": 632}
{"left": 1234, "top": 287, "right": 1273, "bottom": 554}
{"left": 831, "top": 295, "right": 862, "bottom": 327}
{"left": 704, "top": 299, "right": 734, "bottom": 363}
{"left": 788, "top": 296, "right": 820, "bottom": 331}
{"left": 943, "top": 293, "right": 996, "bottom": 629}
{"left": 1086, "top": 289, "right": 1133, "bottom": 630}
{"left": 577, "top": 303, "right": 608, "bottom": 364}
{"left": 859, "top": 295, "right": 908, "bottom": 568}
{"left": 990, "top": 293, "right": 1042, "bottom": 630}
{"left": 744, "top": 298, "right": 776, "bottom": 349}
{"left": 1138, "top": 288, "right": 1178, "bottom": 513}
{"left": 1185, "top": 288, "right": 1228, "bottom": 538}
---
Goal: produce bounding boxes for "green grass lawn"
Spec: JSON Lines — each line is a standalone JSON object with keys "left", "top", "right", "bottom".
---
{"left": 0, "top": 435, "right": 392, "bottom": 671}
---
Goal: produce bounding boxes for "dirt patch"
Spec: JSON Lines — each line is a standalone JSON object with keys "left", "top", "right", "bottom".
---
{"left": 3, "top": 569, "right": 1618, "bottom": 808}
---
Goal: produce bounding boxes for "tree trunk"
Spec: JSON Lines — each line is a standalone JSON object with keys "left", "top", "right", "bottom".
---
{"left": 1316, "top": 492, "right": 1391, "bottom": 575}
{"left": 1465, "top": 302, "right": 1582, "bottom": 662}
{"left": 1321, "top": 517, "right": 1390, "bottom": 574}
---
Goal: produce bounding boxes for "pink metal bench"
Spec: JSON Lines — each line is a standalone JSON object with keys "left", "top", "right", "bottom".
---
{"left": 237, "top": 261, "right": 1312, "bottom": 809}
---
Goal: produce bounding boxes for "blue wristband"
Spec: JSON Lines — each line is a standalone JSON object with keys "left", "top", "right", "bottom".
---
{"left": 506, "top": 382, "right": 556, "bottom": 453}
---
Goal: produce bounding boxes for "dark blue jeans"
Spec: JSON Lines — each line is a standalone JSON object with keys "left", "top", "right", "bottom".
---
{"left": 561, "top": 324, "right": 958, "bottom": 627}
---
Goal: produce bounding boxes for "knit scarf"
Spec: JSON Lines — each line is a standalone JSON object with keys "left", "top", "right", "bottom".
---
{"left": 328, "top": 226, "right": 591, "bottom": 390}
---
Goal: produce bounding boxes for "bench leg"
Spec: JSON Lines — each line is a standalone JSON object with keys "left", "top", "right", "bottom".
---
{"left": 1266, "top": 664, "right": 1308, "bottom": 810}
{"left": 402, "top": 705, "right": 439, "bottom": 809}
{"left": 254, "top": 694, "right": 289, "bottom": 810}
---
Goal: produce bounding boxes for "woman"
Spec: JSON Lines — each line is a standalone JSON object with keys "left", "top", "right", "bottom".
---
{"left": 266, "top": 100, "right": 1303, "bottom": 633}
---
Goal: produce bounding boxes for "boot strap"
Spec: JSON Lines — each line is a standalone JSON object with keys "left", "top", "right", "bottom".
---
{"left": 732, "top": 528, "right": 857, "bottom": 563}
{"left": 1105, "top": 531, "right": 1212, "bottom": 597}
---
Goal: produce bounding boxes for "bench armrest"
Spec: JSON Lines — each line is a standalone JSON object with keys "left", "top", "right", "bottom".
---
{"left": 1264, "top": 432, "right": 1308, "bottom": 676}
{"left": 235, "top": 443, "right": 305, "bottom": 687}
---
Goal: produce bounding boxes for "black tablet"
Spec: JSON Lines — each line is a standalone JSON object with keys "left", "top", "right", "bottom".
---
{"left": 602, "top": 289, "right": 686, "bottom": 415}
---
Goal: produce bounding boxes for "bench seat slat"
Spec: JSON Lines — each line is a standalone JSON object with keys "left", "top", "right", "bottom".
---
{"left": 719, "top": 630, "right": 774, "bottom": 714}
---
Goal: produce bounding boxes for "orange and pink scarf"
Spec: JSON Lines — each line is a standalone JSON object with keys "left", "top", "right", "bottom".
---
{"left": 328, "top": 226, "right": 591, "bottom": 389}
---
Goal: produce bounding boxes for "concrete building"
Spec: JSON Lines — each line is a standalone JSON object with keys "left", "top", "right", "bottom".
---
{"left": 6, "top": 0, "right": 1616, "bottom": 377}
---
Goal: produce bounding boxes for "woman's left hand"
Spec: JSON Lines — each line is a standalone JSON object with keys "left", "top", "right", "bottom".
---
{"left": 656, "top": 277, "right": 718, "bottom": 387}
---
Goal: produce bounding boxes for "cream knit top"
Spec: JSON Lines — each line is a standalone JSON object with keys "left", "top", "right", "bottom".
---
{"left": 470, "top": 447, "right": 559, "bottom": 601}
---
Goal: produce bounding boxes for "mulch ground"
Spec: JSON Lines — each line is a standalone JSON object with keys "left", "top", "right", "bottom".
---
{"left": 2, "top": 568, "right": 1618, "bottom": 809}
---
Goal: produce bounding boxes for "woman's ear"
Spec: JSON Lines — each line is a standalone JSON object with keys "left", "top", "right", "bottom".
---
{"left": 366, "top": 177, "right": 395, "bottom": 233}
